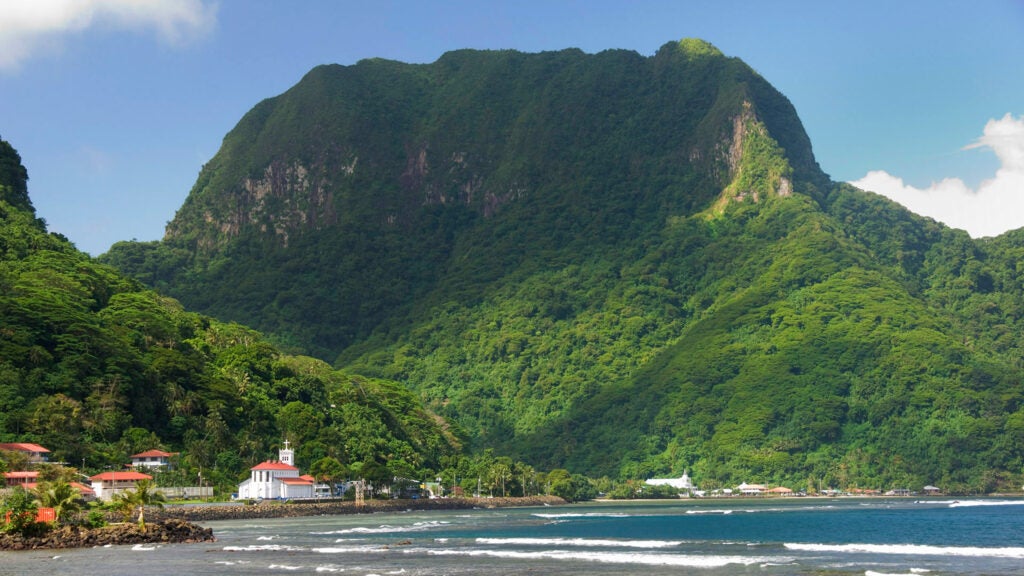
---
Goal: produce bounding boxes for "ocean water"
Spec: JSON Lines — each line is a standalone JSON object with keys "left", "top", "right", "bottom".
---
{"left": 3, "top": 498, "right": 1024, "bottom": 575}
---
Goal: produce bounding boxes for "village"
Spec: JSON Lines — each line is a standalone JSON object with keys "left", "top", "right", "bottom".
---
{"left": 3, "top": 439, "right": 944, "bottom": 520}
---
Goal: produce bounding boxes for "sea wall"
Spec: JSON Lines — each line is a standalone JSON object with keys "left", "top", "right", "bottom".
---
{"left": 148, "top": 495, "right": 567, "bottom": 523}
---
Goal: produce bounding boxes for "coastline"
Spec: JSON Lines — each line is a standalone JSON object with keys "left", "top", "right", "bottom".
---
{"left": 0, "top": 519, "right": 214, "bottom": 551}
{"left": 148, "top": 495, "right": 567, "bottom": 523}
{"left": 0, "top": 496, "right": 565, "bottom": 551}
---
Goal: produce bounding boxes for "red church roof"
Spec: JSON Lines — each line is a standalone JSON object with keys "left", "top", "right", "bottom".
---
{"left": 279, "top": 477, "right": 314, "bottom": 485}
{"left": 0, "top": 442, "right": 50, "bottom": 453}
{"left": 251, "top": 460, "right": 299, "bottom": 471}
{"left": 90, "top": 471, "right": 153, "bottom": 481}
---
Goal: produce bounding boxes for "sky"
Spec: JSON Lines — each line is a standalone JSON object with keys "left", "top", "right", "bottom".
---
{"left": 0, "top": 0, "right": 1022, "bottom": 255}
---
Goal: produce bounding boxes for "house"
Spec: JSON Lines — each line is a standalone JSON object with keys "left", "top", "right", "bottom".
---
{"left": 20, "top": 481, "right": 96, "bottom": 501}
{"left": 645, "top": 471, "right": 695, "bottom": 493}
{"left": 89, "top": 471, "right": 153, "bottom": 501}
{"left": 0, "top": 442, "right": 50, "bottom": 463}
{"left": 767, "top": 486, "right": 793, "bottom": 496}
{"left": 236, "top": 441, "right": 315, "bottom": 500}
{"left": 130, "top": 449, "right": 176, "bottom": 469}
{"left": 4, "top": 470, "right": 39, "bottom": 487}
{"left": 737, "top": 482, "right": 766, "bottom": 496}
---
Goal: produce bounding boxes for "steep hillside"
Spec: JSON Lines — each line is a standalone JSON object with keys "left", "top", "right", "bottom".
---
{"left": 104, "top": 39, "right": 826, "bottom": 358}
{"left": 0, "top": 136, "right": 462, "bottom": 488}
{"left": 102, "top": 41, "right": 1024, "bottom": 490}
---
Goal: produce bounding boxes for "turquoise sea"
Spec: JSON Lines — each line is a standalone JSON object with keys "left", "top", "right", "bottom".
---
{"left": 3, "top": 498, "right": 1023, "bottom": 575}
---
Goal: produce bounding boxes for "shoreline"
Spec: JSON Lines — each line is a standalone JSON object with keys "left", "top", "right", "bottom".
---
{"left": 1, "top": 496, "right": 565, "bottom": 551}
{"left": 147, "top": 495, "right": 567, "bottom": 523}
{"left": 0, "top": 519, "right": 214, "bottom": 551}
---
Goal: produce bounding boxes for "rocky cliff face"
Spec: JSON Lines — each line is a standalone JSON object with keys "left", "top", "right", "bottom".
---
{"left": 160, "top": 39, "right": 823, "bottom": 256}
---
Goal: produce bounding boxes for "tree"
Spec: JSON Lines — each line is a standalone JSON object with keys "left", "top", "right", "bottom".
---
{"left": 113, "top": 479, "right": 166, "bottom": 530}
{"left": 0, "top": 449, "right": 29, "bottom": 473}
{"left": 359, "top": 460, "right": 392, "bottom": 498}
{"left": 309, "top": 456, "right": 347, "bottom": 492}
{"left": 32, "top": 480, "right": 82, "bottom": 523}
{"left": 490, "top": 462, "right": 512, "bottom": 497}
{"left": 1, "top": 486, "right": 47, "bottom": 536}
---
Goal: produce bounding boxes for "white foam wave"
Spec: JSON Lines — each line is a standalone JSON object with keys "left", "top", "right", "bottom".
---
{"left": 314, "top": 567, "right": 343, "bottom": 573}
{"left": 686, "top": 509, "right": 733, "bottom": 515}
{"left": 476, "top": 537, "right": 682, "bottom": 548}
{"left": 865, "top": 570, "right": 930, "bottom": 576}
{"left": 313, "top": 520, "right": 449, "bottom": 535}
{"left": 131, "top": 544, "right": 157, "bottom": 551}
{"left": 531, "top": 512, "right": 631, "bottom": 519}
{"left": 268, "top": 565, "right": 303, "bottom": 571}
{"left": 786, "top": 542, "right": 1024, "bottom": 558}
{"left": 313, "top": 545, "right": 389, "bottom": 554}
{"left": 420, "top": 547, "right": 784, "bottom": 567}
{"left": 222, "top": 544, "right": 306, "bottom": 552}
{"left": 948, "top": 499, "right": 1024, "bottom": 508}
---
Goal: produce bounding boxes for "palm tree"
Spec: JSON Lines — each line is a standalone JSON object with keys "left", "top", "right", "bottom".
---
{"left": 115, "top": 479, "right": 166, "bottom": 531}
{"left": 32, "top": 480, "right": 83, "bottom": 524}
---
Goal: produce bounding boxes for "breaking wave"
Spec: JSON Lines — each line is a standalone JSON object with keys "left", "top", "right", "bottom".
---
{"left": 785, "top": 542, "right": 1024, "bottom": 558}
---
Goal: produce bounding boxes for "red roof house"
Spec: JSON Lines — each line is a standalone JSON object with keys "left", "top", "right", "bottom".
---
{"left": 3, "top": 470, "right": 39, "bottom": 487}
{"left": 0, "top": 443, "right": 51, "bottom": 462}
{"left": 89, "top": 471, "right": 153, "bottom": 501}
{"left": 130, "top": 449, "right": 176, "bottom": 469}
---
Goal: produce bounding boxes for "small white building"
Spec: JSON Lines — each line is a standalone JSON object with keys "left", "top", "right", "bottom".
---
{"left": 645, "top": 471, "right": 695, "bottom": 492}
{"left": 130, "top": 449, "right": 176, "bottom": 469}
{"left": 237, "top": 441, "right": 315, "bottom": 500}
{"left": 89, "top": 471, "right": 153, "bottom": 501}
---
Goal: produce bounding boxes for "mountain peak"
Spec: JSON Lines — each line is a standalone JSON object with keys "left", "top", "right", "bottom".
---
{"left": 676, "top": 37, "right": 725, "bottom": 59}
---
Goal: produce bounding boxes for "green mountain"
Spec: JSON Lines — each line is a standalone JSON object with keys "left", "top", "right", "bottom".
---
{"left": 102, "top": 40, "right": 1024, "bottom": 492}
{"left": 0, "top": 135, "right": 462, "bottom": 487}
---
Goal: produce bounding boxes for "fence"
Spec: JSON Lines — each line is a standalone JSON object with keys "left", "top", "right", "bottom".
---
{"left": 154, "top": 486, "right": 214, "bottom": 499}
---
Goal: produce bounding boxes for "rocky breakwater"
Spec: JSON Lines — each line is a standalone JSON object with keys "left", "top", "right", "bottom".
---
{"left": 0, "top": 519, "right": 215, "bottom": 551}
{"left": 152, "top": 495, "right": 567, "bottom": 522}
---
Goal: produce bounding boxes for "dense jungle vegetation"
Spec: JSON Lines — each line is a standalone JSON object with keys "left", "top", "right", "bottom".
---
{"left": 87, "top": 39, "right": 1024, "bottom": 493}
{"left": 0, "top": 136, "right": 473, "bottom": 492}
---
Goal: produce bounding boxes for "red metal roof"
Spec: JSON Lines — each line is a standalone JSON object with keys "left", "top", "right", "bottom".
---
{"left": 278, "top": 477, "right": 314, "bottom": 485}
{"left": 89, "top": 471, "right": 153, "bottom": 481}
{"left": 22, "top": 481, "right": 96, "bottom": 496}
{"left": 70, "top": 481, "right": 96, "bottom": 495}
{"left": 3, "top": 471, "right": 39, "bottom": 479}
{"left": 251, "top": 460, "right": 299, "bottom": 471}
{"left": 0, "top": 442, "right": 50, "bottom": 453}
{"left": 299, "top": 474, "right": 315, "bottom": 482}
{"left": 131, "top": 449, "right": 175, "bottom": 458}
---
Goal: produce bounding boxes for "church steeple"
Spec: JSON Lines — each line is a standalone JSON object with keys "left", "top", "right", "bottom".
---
{"left": 279, "top": 440, "right": 294, "bottom": 466}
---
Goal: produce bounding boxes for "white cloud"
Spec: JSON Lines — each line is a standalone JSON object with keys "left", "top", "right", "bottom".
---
{"left": 850, "top": 114, "right": 1024, "bottom": 238}
{"left": 0, "top": 0, "right": 217, "bottom": 71}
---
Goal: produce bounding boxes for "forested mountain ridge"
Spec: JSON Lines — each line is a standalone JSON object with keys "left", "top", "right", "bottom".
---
{"left": 0, "top": 135, "right": 463, "bottom": 488}
{"left": 102, "top": 40, "right": 1024, "bottom": 492}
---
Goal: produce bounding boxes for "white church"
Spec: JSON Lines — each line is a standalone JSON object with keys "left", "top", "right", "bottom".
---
{"left": 237, "top": 441, "right": 316, "bottom": 500}
{"left": 645, "top": 470, "right": 695, "bottom": 493}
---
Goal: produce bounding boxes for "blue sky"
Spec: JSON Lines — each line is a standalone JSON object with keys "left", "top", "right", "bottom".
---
{"left": 1, "top": 0, "right": 1022, "bottom": 255}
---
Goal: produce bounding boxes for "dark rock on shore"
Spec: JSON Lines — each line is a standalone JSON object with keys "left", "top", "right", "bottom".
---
{"left": 0, "top": 519, "right": 215, "bottom": 551}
